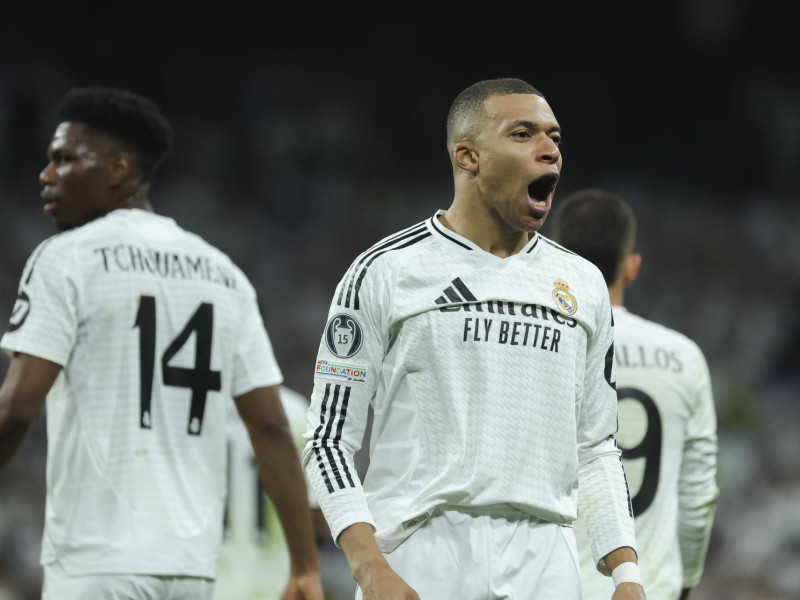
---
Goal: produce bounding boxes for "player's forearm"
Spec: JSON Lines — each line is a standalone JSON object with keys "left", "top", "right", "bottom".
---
{"left": 249, "top": 422, "right": 320, "bottom": 574}
{"left": 604, "top": 547, "right": 646, "bottom": 600}
{"left": 0, "top": 411, "right": 34, "bottom": 470}
{"left": 338, "top": 522, "right": 389, "bottom": 583}
{"left": 603, "top": 546, "right": 638, "bottom": 572}
{"left": 0, "top": 385, "right": 40, "bottom": 470}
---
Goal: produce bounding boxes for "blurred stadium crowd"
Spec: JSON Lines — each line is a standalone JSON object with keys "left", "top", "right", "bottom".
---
{"left": 1, "top": 1, "right": 799, "bottom": 598}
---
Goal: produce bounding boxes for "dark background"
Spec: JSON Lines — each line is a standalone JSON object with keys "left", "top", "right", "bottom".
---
{"left": 1, "top": 1, "right": 799, "bottom": 598}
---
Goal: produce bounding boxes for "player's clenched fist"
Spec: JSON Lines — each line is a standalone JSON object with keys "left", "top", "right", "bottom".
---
{"left": 280, "top": 571, "right": 325, "bottom": 600}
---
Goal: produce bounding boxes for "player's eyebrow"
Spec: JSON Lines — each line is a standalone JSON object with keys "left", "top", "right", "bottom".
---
{"left": 509, "top": 120, "right": 561, "bottom": 135}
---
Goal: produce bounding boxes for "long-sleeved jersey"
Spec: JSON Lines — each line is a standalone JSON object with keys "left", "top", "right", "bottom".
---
{"left": 574, "top": 306, "right": 718, "bottom": 599}
{"left": 302, "top": 212, "right": 636, "bottom": 570}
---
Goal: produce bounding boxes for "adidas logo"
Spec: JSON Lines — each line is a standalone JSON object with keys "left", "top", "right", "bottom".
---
{"left": 434, "top": 277, "right": 477, "bottom": 305}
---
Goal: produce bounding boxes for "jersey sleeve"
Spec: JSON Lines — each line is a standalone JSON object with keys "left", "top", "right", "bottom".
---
{"left": 230, "top": 278, "right": 283, "bottom": 397}
{"left": 1, "top": 237, "right": 80, "bottom": 365}
{"left": 576, "top": 286, "right": 637, "bottom": 575}
{"left": 678, "top": 345, "right": 719, "bottom": 588}
{"left": 301, "top": 257, "right": 389, "bottom": 544}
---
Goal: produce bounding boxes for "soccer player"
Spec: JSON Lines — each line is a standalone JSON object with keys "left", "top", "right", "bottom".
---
{"left": 0, "top": 87, "right": 323, "bottom": 600}
{"left": 302, "top": 78, "right": 646, "bottom": 599}
{"left": 215, "top": 386, "right": 328, "bottom": 599}
{"left": 551, "top": 188, "right": 719, "bottom": 600}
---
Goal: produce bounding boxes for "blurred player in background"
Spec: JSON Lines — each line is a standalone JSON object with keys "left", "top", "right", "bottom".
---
{"left": 216, "top": 385, "right": 329, "bottom": 599}
{"left": 551, "top": 188, "right": 719, "bottom": 600}
{"left": 303, "top": 78, "right": 645, "bottom": 600}
{"left": 0, "top": 87, "right": 322, "bottom": 599}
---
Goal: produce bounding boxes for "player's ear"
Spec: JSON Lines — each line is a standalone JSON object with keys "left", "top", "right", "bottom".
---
{"left": 453, "top": 141, "right": 479, "bottom": 174}
{"left": 623, "top": 252, "right": 641, "bottom": 287}
{"left": 108, "top": 153, "right": 135, "bottom": 187}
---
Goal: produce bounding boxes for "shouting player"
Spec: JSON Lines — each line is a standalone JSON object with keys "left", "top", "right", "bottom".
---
{"left": 0, "top": 87, "right": 322, "bottom": 599}
{"left": 552, "top": 188, "right": 719, "bottom": 600}
{"left": 302, "top": 78, "right": 646, "bottom": 599}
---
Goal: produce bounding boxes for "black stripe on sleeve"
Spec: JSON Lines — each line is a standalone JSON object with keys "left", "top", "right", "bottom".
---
{"left": 312, "top": 384, "right": 335, "bottom": 493}
{"left": 322, "top": 386, "right": 346, "bottom": 489}
{"left": 333, "top": 387, "right": 356, "bottom": 487}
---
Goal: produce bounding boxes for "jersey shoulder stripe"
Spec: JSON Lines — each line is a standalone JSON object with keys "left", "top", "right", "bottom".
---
{"left": 337, "top": 221, "right": 431, "bottom": 310}
{"left": 336, "top": 222, "right": 428, "bottom": 307}
{"left": 540, "top": 236, "right": 576, "bottom": 256}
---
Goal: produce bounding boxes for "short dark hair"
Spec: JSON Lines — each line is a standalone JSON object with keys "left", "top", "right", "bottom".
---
{"left": 550, "top": 188, "right": 637, "bottom": 286}
{"left": 446, "top": 78, "right": 543, "bottom": 152}
{"left": 58, "top": 86, "right": 174, "bottom": 182}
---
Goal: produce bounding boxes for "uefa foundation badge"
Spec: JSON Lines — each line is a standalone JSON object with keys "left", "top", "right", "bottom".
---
{"left": 552, "top": 279, "right": 578, "bottom": 316}
{"left": 325, "top": 313, "right": 364, "bottom": 358}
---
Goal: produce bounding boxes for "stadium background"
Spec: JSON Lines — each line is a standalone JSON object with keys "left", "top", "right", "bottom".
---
{"left": 1, "top": 2, "right": 798, "bottom": 598}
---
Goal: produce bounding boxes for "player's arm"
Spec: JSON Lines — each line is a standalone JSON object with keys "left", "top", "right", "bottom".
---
{"left": 302, "top": 257, "right": 418, "bottom": 599}
{"left": 311, "top": 508, "right": 328, "bottom": 545}
{"left": 0, "top": 353, "right": 60, "bottom": 469}
{"left": 235, "top": 384, "right": 323, "bottom": 600}
{"left": 576, "top": 280, "right": 643, "bottom": 598}
{"left": 338, "top": 523, "right": 420, "bottom": 600}
{"left": 603, "top": 546, "right": 646, "bottom": 600}
{"left": 678, "top": 346, "right": 719, "bottom": 594}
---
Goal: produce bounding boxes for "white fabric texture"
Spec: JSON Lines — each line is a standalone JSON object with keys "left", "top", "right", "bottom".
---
{"left": 575, "top": 306, "right": 718, "bottom": 599}
{"left": 357, "top": 507, "right": 581, "bottom": 600}
{"left": 42, "top": 561, "right": 214, "bottom": 600}
{"left": 302, "top": 212, "right": 636, "bottom": 569}
{"left": 1, "top": 209, "right": 283, "bottom": 578}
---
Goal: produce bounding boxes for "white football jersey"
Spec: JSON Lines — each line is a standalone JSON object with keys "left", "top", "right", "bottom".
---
{"left": 302, "top": 211, "right": 635, "bottom": 568}
{"left": 574, "top": 306, "right": 718, "bottom": 600}
{"left": 1, "top": 209, "right": 283, "bottom": 579}
{"left": 214, "top": 386, "right": 318, "bottom": 600}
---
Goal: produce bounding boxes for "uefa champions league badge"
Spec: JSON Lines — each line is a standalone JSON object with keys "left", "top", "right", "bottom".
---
{"left": 7, "top": 290, "right": 31, "bottom": 332}
{"left": 552, "top": 279, "right": 578, "bottom": 316}
{"left": 324, "top": 313, "right": 364, "bottom": 358}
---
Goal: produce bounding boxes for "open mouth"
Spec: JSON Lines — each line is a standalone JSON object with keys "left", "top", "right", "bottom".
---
{"left": 527, "top": 173, "right": 559, "bottom": 212}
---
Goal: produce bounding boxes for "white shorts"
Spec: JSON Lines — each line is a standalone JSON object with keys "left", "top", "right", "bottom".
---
{"left": 42, "top": 561, "right": 215, "bottom": 600}
{"left": 357, "top": 507, "right": 581, "bottom": 600}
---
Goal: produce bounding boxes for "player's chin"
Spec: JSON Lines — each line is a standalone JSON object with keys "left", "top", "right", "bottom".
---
{"left": 518, "top": 209, "right": 549, "bottom": 232}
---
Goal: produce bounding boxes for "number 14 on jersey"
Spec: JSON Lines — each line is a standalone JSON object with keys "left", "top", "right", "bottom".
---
{"left": 133, "top": 295, "right": 222, "bottom": 435}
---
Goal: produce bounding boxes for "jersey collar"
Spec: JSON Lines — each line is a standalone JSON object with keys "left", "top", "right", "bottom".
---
{"left": 428, "top": 210, "right": 541, "bottom": 256}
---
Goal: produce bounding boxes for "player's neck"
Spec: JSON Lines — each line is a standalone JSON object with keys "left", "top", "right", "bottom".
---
{"left": 441, "top": 201, "right": 529, "bottom": 258}
{"left": 608, "top": 284, "right": 625, "bottom": 307}
{"left": 116, "top": 184, "right": 154, "bottom": 214}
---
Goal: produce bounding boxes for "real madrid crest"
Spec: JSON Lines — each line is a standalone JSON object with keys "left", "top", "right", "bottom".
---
{"left": 552, "top": 279, "right": 578, "bottom": 316}
{"left": 325, "top": 313, "right": 364, "bottom": 358}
